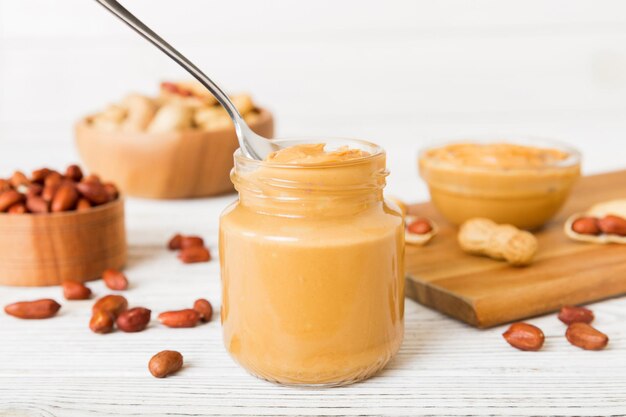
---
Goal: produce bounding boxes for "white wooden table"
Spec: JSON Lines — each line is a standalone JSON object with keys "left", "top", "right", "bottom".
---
{"left": 2, "top": 1, "right": 626, "bottom": 414}
{"left": 0, "top": 142, "right": 625, "bottom": 417}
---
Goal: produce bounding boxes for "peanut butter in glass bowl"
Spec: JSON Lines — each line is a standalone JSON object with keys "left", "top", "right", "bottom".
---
{"left": 219, "top": 140, "right": 404, "bottom": 386}
{"left": 418, "top": 139, "right": 581, "bottom": 230}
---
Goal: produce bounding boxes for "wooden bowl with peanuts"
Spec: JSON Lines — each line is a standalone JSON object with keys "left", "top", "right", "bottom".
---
{"left": 0, "top": 165, "right": 127, "bottom": 286}
{"left": 75, "top": 81, "right": 274, "bottom": 199}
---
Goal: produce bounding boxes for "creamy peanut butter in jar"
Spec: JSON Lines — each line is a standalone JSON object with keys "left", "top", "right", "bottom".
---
{"left": 219, "top": 140, "right": 404, "bottom": 386}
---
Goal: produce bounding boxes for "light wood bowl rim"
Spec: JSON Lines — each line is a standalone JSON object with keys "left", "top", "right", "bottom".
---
{"left": 0, "top": 198, "right": 124, "bottom": 222}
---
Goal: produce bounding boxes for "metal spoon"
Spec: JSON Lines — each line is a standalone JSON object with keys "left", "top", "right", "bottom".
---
{"left": 94, "top": 0, "right": 279, "bottom": 160}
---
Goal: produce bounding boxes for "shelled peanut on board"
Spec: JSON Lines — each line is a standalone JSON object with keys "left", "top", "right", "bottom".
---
{"left": 458, "top": 218, "right": 538, "bottom": 266}
{"left": 565, "top": 199, "right": 626, "bottom": 244}
{"left": 387, "top": 196, "right": 438, "bottom": 246}
{"left": 405, "top": 216, "right": 438, "bottom": 246}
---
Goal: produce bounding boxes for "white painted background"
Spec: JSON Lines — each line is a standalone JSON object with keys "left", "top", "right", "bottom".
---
{"left": 2, "top": 0, "right": 626, "bottom": 197}
{"left": 1, "top": 1, "right": 626, "bottom": 416}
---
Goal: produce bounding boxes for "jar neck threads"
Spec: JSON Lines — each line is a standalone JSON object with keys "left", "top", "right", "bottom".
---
{"left": 231, "top": 140, "right": 388, "bottom": 217}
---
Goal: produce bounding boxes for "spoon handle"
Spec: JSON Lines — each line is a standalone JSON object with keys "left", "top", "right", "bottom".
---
{"left": 94, "top": 0, "right": 244, "bottom": 125}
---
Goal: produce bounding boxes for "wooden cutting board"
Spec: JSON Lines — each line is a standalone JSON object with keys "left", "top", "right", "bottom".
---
{"left": 405, "top": 169, "right": 626, "bottom": 328}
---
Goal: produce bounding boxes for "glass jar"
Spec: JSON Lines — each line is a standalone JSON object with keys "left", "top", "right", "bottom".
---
{"left": 219, "top": 139, "right": 404, "bottom": 386}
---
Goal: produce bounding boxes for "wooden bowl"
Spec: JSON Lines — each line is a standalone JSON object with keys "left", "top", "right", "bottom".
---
{"left": 0, "top": 199, "right": 127, "bottom": 286}
{"left": 75, "top": 108, "right": 274, "bottom": 199}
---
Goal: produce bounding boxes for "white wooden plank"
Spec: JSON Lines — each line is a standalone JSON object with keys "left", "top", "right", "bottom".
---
{"left": 0, "top": 144, "right": 624, "bottom": 416}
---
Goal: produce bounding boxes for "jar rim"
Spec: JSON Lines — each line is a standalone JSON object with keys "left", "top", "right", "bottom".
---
{"left": 234, "top": 137, "right": 385, "bottom": 169}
